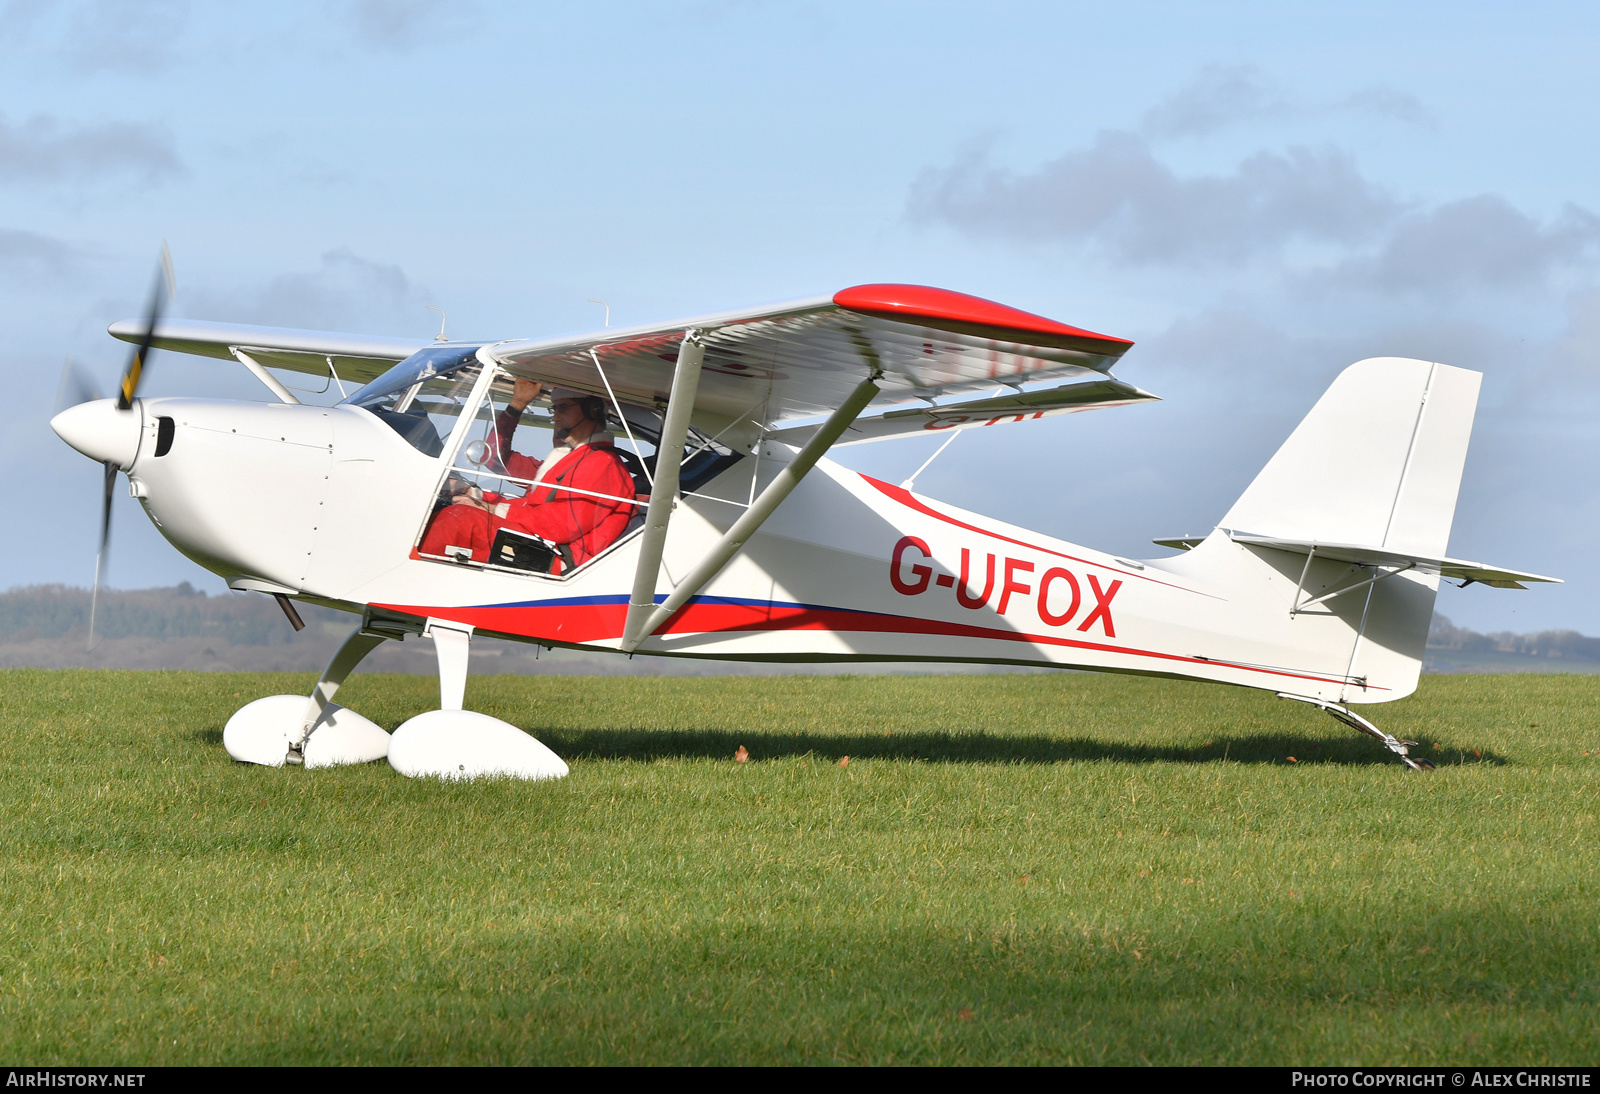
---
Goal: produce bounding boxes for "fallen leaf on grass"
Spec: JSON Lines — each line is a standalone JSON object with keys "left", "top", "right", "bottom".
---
{"left": 734, "top": 746, "right": 748, "bottom": 763}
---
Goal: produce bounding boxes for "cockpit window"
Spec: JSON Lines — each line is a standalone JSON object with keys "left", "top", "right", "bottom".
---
{"left": 342, "top": 345, "right": 484, "bottom": 456}
{"left": 413, "top": 370, "right": 747, "bottom": 577}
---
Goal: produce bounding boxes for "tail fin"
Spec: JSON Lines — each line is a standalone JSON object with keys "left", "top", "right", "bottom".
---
{"left": 1170, "top": 358, "right": 1481, "bottom": 704}
{"left": 1221, "top": 357, "right": 1481, "bottom": 555}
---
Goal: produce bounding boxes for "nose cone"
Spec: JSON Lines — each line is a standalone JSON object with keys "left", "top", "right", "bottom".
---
{"left": 51, "top": 399, "right": 143, "bottom": 469}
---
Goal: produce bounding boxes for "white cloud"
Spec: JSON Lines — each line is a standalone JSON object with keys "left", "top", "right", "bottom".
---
{"left": 183, "top": 248, "right": 432, "bottom": 335}
{"left": 2, "top": 0, "right": 189, "bottom": 73}
{"left": 909, "top": 131, "right": 1403, "bottom": 266}
{"left": 1341, "top": 86, "right": 1433, "bottom": 129}
{"left": 0, "top": 113, "right": 182, "bottom": 185}
{"left": 1140, "top": 65, "right": 1292, "bottom": 139}
{"left": 1140, "top": 63, "right": 1435, "bottom": 139}
{"left": 1318, "top": 196, "right": 1600, "bottom": 295}
{"left": 0, "top": 228, "right": 84, "bottom": 280}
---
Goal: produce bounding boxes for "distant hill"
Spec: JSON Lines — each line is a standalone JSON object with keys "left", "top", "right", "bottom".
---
{"left": 0, "top": 585, "right": 1587, "bottom": 676}
{"left": 1425, "top": 615, "right": 1600, "bottom": 674}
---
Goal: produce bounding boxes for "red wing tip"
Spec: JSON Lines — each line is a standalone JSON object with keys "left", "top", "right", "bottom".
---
{"left": 832, "top": 283, "right": 1133, "bottom": 349}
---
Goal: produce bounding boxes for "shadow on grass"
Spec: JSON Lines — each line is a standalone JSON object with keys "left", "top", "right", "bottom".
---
{"left": 186, "top": 716, "right": 1506, "bottom": 769}
{"left": 535, "top": 726, "right": 1506, "bottom": 768}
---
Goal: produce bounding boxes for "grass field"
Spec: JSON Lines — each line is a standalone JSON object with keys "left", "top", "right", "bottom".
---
{"left": 1, "top": 669, "right": 1597, "bottom": 1065}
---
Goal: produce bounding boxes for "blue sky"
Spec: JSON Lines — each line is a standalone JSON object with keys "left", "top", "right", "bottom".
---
{"left": 3, "top": 1, "right": 1596, "bottom": 633}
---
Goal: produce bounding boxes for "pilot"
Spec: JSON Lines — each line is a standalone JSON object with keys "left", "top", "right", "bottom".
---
{"left": 420, "top": 380, "right": 637, "bottom": 571}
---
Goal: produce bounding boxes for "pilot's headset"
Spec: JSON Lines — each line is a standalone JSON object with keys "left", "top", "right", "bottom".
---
{"left": 549, "top": 388, "right": 609, "bottom": 437}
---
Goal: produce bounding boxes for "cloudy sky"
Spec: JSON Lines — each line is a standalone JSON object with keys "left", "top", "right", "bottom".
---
{"left": 3, "top": 0, "right": 1595, "bottom": 633}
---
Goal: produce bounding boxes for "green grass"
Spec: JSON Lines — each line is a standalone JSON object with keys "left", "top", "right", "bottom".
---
{"left": 1, "top": 669, "right": 1597, "bottom": 1065}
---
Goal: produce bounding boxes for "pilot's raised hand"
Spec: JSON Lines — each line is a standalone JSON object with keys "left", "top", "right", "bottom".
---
{"left": 509, "top": 378, "right": 543, "bottom": 413}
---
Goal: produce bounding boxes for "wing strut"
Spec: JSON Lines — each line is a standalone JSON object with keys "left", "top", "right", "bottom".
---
{"left": 620, "top": 367, "right": 883, "bottom": 654}
{"left": 622, "top": 330, "right": 707, "bottom": 650}
{"left": 231, "top": 347, "right": 301, "bottom": 405}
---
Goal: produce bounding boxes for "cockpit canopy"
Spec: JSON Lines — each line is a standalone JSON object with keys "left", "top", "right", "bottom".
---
{"left": 341, "top": 345, "right": 485, "bottom": 456}
{"left": 341, "top": 343, "right": 742, "bottom": 496}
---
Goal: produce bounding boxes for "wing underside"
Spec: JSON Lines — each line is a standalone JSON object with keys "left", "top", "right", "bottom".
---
{"left": 108, "top": 316, "right": 429, "bottom": 388}
{"left": 111, "top": 283, "right": 1146, "bottom": 441}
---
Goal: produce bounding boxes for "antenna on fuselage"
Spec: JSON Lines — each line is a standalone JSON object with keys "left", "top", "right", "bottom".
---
{"left": 427, "top": 305, "right": 447, "bottom": 342}
{"left": 587, "top": 299, "right": 610, "bottom": 327}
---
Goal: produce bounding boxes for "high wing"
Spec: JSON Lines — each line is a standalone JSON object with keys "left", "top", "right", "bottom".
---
{"left": 109, "top": 317, "right": 430, "bottom": 388}
{"left": 111, "top": 284, "right": 1144, "bottom": 443}
{"left": 1153, "top": 531, "right": 1562, "bottom": 589}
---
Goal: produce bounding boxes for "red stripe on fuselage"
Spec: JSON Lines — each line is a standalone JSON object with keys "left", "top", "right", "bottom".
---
{"left": 372, "top": 598, "right": 1374, "bottom": 691}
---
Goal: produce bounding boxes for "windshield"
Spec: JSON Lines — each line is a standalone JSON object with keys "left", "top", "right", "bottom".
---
{"left": 342, "top": 345, "right": 484, "bottom": 456}
{"left": 344, "top": 345, "right": 483, "bottom": 410}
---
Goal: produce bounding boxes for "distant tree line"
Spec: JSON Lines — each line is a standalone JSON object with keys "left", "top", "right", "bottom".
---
{"left": 1428, "top": 615, "right": 1600, "bottom": 663}
{"left": 0, "top": 584, "right": 347, "bottom": 646}
{"left": 2, "top": 586, "right": 1594, "bottom": 663}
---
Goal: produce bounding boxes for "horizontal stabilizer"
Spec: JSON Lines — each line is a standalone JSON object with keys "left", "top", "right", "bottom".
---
{"left": 1154, "top": 531, "right": 1560, "bottom": 589}
{"left": 767, "top": 378, "right": 1158, "bottom": 447}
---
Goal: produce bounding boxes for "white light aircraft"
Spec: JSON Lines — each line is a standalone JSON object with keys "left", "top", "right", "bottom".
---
{"left": 51, "top": 270, "right": 1559, "bottom": 778}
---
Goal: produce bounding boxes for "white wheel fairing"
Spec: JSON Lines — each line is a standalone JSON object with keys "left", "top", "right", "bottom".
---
{"left": 222, "top": 694, "right": 304, "bottom": 766}
{"left": 387, "top": 710, "right": 569, "bottom": 781}
{"left": 303, "top": 703, "right": 390, "bottom": 767}
{"left": 223, "top": 695, "right": 391, "bottom": 768}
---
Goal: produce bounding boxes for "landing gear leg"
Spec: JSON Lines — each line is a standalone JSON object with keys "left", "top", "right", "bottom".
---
{"left": 1276, "top": 693, "right": 1436, "bottom": 770}
{"left": 286, "top": 627, "right": 391, "bottom": 765}
{"left": 424, "top": 618, "right": 472, "bottom": 711}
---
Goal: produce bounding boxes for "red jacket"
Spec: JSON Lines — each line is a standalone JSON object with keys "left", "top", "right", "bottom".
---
{"left": 498, "top": 441, "right": 637, "bottom": 567}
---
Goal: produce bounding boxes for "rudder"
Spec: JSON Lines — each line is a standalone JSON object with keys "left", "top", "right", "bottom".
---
{"left": 1220, "top": 357, "right": 1481, "bottom": 555}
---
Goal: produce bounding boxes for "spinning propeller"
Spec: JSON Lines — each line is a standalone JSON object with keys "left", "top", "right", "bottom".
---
{"left": 70, "top": 245, "right": 175, "bottom": 648}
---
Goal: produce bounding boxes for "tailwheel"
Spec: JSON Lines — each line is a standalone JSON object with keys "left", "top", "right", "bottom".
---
{"left": 1277, "top": 693, "right": 1435, "bottom": 770}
